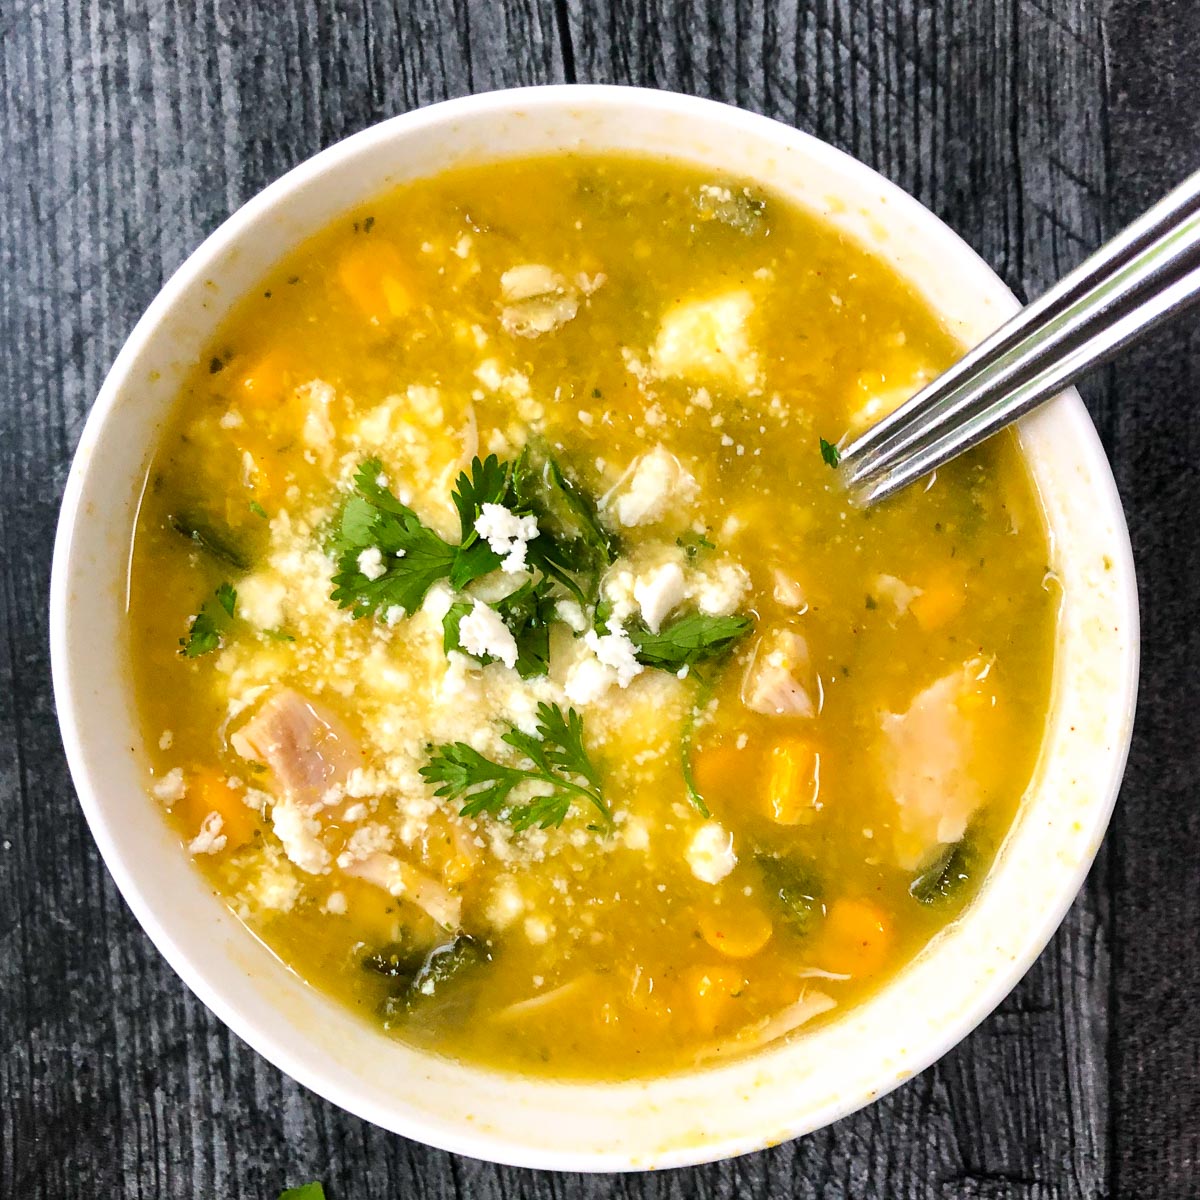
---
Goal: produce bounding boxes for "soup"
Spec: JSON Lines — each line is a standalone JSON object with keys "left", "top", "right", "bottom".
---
{"left": 128, "top": 155, "right": 1056, "bottom": 1078}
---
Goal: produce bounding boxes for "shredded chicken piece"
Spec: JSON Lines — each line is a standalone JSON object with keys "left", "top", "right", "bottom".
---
{"left": 880, "top": 657, "right": 993, "bottom": 868}
{"left": 771, "top": 569, "right": 808, "bottom": 611}
{"left": 343, "top": 851, "right": 463, "bottom": 930}
{"left": 231, "top": 688, "right": 363, "bottom": 808}
{"left": 694, "top": 989, "right": 836, "bottom": 1064}
{"left": 873, "top": 573, "right": 921, "bottom": 616}
{"left": 489, "top": 976, "right": 594, "bottom": 1025}
{"left": 741, "top": 628, "right": 815, "bottom": 717}
{"left": 499, "top": 264, "right": 580, "bottom": 336}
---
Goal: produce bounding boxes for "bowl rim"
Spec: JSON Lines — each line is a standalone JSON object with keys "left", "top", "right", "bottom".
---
{"left": 50, "top": 83, "right": 1139, "bottom": 1171}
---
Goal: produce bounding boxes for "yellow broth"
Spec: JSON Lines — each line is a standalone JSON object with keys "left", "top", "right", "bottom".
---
{"left": 127, "top": 154, "right": 1057, "bottom": 1078}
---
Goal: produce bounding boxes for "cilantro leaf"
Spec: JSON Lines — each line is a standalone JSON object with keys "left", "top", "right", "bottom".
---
{"left": 179, "top": 581, "right": 239, "bottom": 657}
{"left": 450, "top": 454, "right": 513, "bottom": 545}
{"left": 216, "top": 581, "right": 237, "bottom": 618}
{"left": 421, "top": 702, "right": 609, "bottom": 830}
{"left": 278, "top": 1186, "right": 326, "bottom": 1200}
{"left": 444, "top": 583, "right": 554, "bottom": 679}
{"left": 420, "top": 741, "right": 530, "bottom": 819}
{"left": 249, "top": 500, "right": 269, "bottom": 519}
{"left": 330, "top": 460, "right": 461, "bottom": 619}
{"left": 495, "top": 581, "right": 554, "bottom": 678}
{"left": 628, "top": 611, "right": 754, "bottom": 670}
{"left": 179, "top": 607, "right": 221, "bottom": 657}
{"left": 819, "top": 437, "right": 841, "bottom": 468}
{"left": 511, "top": 450, "right": 614, "bottom": 603}
{"left": 442, "top": 599, "right": 475, "bottom": 657}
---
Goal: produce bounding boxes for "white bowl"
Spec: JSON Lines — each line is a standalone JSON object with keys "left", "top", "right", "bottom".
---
{"left": 49, "top": 85, "right": 1138, "bottom": 1171}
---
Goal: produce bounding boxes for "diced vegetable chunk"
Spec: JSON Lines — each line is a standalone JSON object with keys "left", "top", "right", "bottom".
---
{"left": 763, "top": 737, "right": 821, "bottom": 824}
{"left": 816, "top": 898, "right": 892, "bottom": 976}
{"left": 337, "top": 242, "right": 414, "bottom": 322}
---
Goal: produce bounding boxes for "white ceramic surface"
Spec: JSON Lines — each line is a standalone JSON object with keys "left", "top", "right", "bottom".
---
{"left": 49, "top": 86, "right": 1138, "bottom": 1171}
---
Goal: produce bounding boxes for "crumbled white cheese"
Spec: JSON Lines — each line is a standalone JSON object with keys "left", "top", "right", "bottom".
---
{"left": 357, "top": 546, "right": 386, "bottom": 581}
{"left": 152, "top": 768, "right": 185, "bottom": 804}
{"left": 633, "top": 561, "right": 687, "bottom": 633}
{"left": 237, "top": 574, "right": 287, "bottom": 629}
{"left": 584, "top": 625, "right": 644, "bottom": 688}
{"left": 336, "top": 823, "right": 392, "bottom": 869}
{"left": 474, "top": 502, "right": 539, "bottom": 573}
{"left": 271, "top": 797, "right": 331, "bottom": 874}
{"left": 524, "top": 915, "right": 551, "bottom": 945}
{"left": 457, "top": 599, "right": 519, "bottom": 670}
{"left": 421, "top": 580, "right": 455, "bottom": 623}
{"left": 487, "top": 879, "right": 526, "bottom": 929}
{"left": 687, "top": 821, "right": 737, "bottom": 884}
{"left": 188, "top": 812, "right": 227, "bottom": 856}
{"left": 158, "top": 730, "right": 174, "bottom": 751}
{"left": 693, "top": 561, "right": 751, "bottom": 616}
{"left": 324, "top": 890, "right": 348, "bottom": 915}
{"left": 555, "top": 599, "right": 588, "bottom": 633}
{"left": 606, "top": 446, "right": 699, "bottom": 527}
{"left": 298, "top": 380, "right": 337, "bottom": 450}
{"left": 623, "top": 818, "right": 651, "bottom": 852}
{"left": 563, "top": 655, "right": 618, "bottom": 705}
{"left": 239, "top": 845, "right": 302, "bottom": 914}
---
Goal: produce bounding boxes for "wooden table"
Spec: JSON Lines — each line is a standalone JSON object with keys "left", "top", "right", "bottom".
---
{"left": 2, "top": 2, "right": 1195, "bottom": 1195}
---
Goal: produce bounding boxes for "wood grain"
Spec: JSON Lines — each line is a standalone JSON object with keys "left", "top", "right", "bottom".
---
{"left": 0, "top": 0, "right": 1193, "bottom": 1195}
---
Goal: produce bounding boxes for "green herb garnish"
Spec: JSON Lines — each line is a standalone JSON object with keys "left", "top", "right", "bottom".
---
{"left": 819, "top": 437, "right": 841, "bottom": 468}
{"left": 278, "top": 1185, "right": 325, "bottom": 1200}
{"left": 629, "top": 611, "right": 754, "bottom": 671}
{"left": 909, "top": 840, "right": 972, "bottom": 905}
{"left": 179, "top": 582, "right": 237, "bottom": 657}
{"left": 442, "top": 583, "right": 554, "bottom": 679}
{"left": 330, "top": 459, "right": 495, "bottom": 619}
{"left": 676, "top": 530, "right": 716, "bottom": 559}
{"left": 679, "top": 679, "right": 714, "bottom": 818}
{"left": 179, "top": 608, "right": 221, "bottom": 658}
{"left": 510, "top": 449, "right": 614, "bottom": 604}
{"left": 215, "top": 581, "right": 237, "bottom": 618}
{"left": 170, "top": 513, "right": 250, "bottom": 571}
{"left": 249, "top": 499, "right": 269, "bottom": 519}
{"left": 758, "top": 853, "right": 824, "bottom": 936}
{"left": 378, "top": 934, "right": 489, "bottom": 1027}
{"left": 421, "top": 702, "right": 609, "bottom": 831}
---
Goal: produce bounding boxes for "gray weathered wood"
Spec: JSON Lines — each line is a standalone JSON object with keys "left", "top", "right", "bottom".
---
{"left": 0, "top": 0, "right": 1193, "bottom": 1195}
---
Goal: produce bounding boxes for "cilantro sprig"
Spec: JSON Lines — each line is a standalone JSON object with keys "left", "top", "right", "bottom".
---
{"left": 278, "top": 1185, "right": 325, "bottom": 1200}
{"left": 819, "top": 437, "right": 841, "bottom": 468}
{"left": 629, "top": 611, "right": 754, "bottom": 671}
{"left": 179, "top": 583, "right": 237, "bottom": 658}
{"left": 510, "top": 450, "right": 614, "bottom": 604}
{"left": 421, "top": 702, "right": 610, "bottom": 831}
{"left": 330, "top": 459, "right": 499, "bottom": 619}
{"left": 334, "top": 453, "right": 613, "bottom": 675}
{"left": 443, "top": 581, "right": 554, "bottom": 679}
